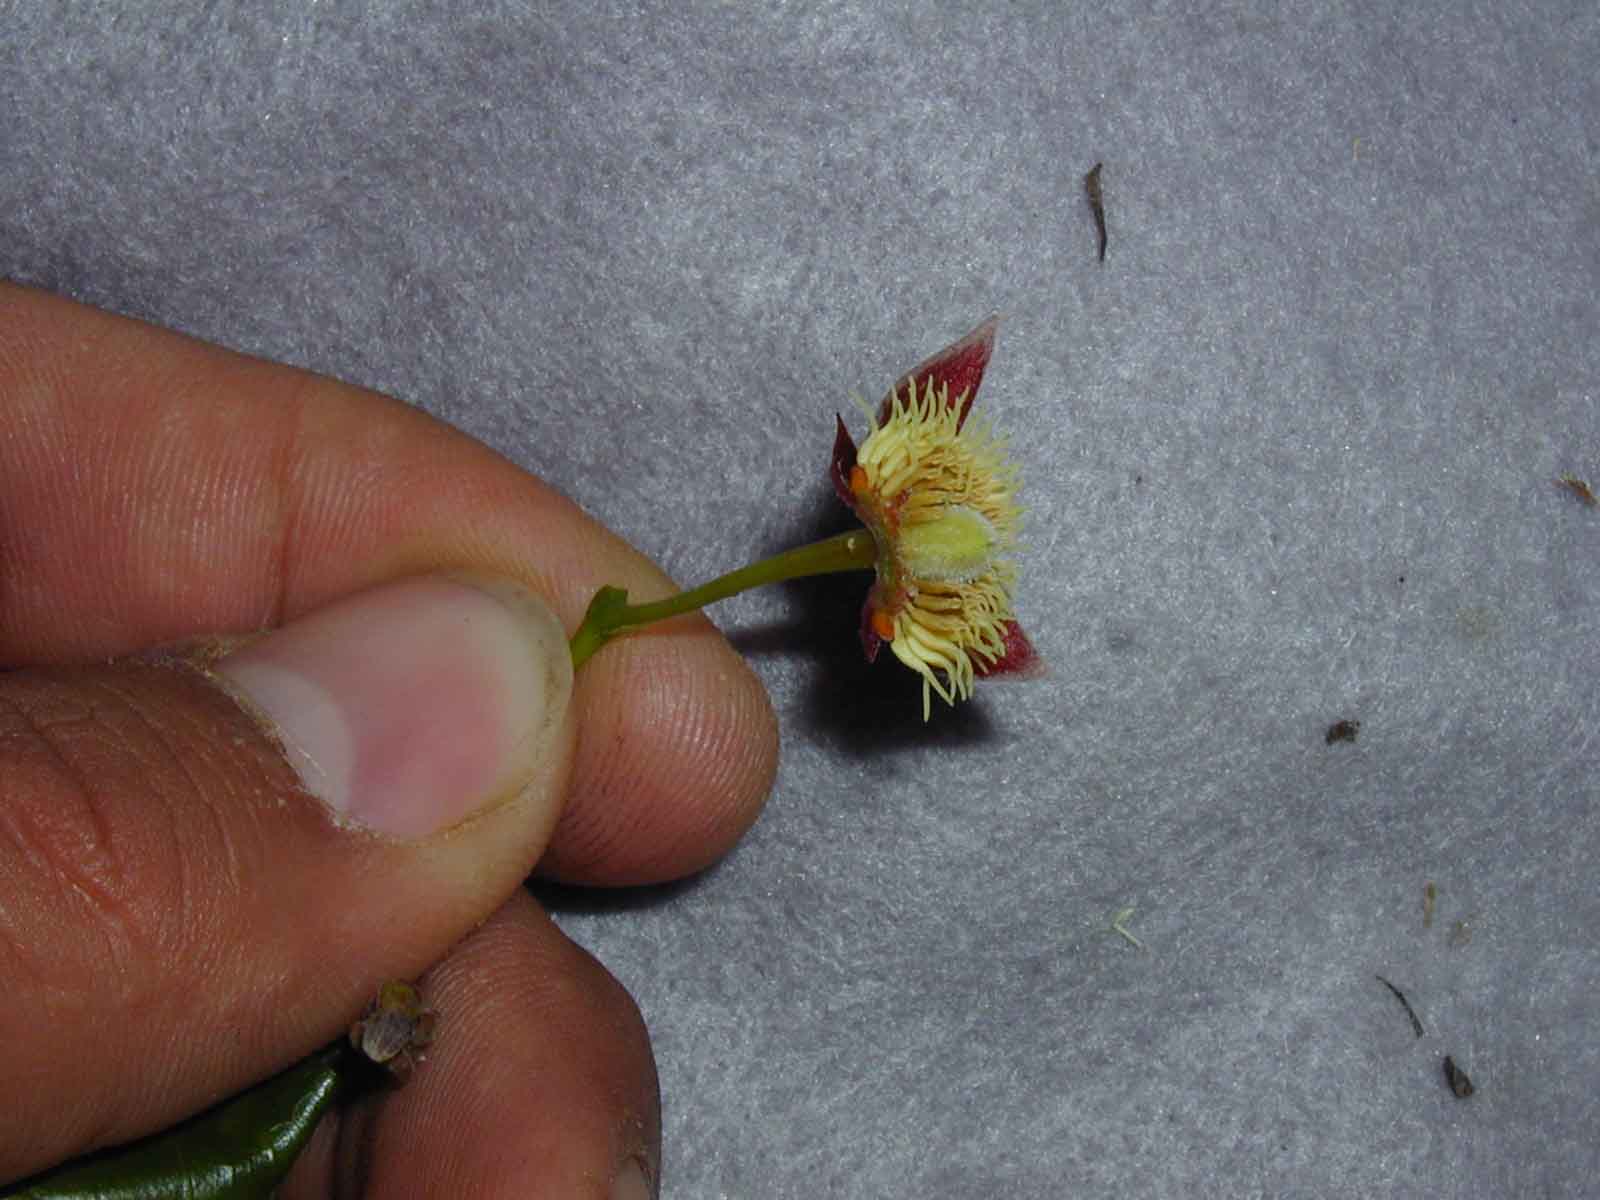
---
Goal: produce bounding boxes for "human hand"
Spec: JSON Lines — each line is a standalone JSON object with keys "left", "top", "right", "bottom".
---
{"left": 0, "top": 283, "right": 777, "bottom": 1197}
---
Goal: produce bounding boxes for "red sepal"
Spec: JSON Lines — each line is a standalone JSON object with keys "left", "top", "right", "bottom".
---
{"left": 975, "top": 620, "right": 1045, "bottom": 680}
{"left": 878, "top": 316, "right": 999, "bottom": 431}
{"left": 831, "top": 415, "right": 882, "bottom": 662}
{"left": 857, "top": 595, "right": 885, "bottom": 663}
{"left": 830, "top": 414, "right": 860, "bottom": 509}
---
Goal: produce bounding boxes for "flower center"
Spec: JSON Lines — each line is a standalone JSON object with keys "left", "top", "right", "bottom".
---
{"left": 896, "top": 504, "right": 1000, "bottom": 584}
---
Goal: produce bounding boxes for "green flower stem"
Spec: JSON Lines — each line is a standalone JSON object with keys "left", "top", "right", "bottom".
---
{"left": 570, "top": 527, "right": 877, "bottom": 669}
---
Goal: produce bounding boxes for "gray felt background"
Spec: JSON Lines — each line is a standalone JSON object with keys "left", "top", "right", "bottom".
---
{"left": 5, "top": 4, "right": 1599, "bottom": 1197}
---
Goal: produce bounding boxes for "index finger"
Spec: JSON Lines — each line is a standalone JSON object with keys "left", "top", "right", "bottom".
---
{"left": 0, "top": 283, "right": 776, "bottom": 883}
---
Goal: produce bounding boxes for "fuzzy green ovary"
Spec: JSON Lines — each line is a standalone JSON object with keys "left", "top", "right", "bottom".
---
{"left": 896, "top": 506, "right": 1000, "bottom": 584}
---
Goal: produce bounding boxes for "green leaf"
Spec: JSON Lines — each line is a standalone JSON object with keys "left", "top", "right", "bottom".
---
{"left": 3, "top": 1045, "right": 361, "bottom": 1199}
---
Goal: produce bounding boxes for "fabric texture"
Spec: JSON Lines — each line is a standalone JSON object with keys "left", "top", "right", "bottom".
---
{"left": 4, "top": 5, "right": 1597, "bottom": 1196}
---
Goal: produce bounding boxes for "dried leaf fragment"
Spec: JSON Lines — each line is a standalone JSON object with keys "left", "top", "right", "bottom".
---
{"left": 1085, "top": 162, "right": 1108, "bottom": 261}
{"left": 1443, "top": 1054, "right": 1476, "bottom": 1098}
{"left": 1557, "top": 476, "right": 1597, "bottom": 506}
{"left": 1325, "top": 718, "right": 1360, "bottom": 745}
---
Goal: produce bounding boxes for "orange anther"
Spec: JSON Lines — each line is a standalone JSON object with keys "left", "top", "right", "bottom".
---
{"left": 870, "top": 608, "right": 896, "bottom": 641}
{"left": 849, "top": 465, "right": 870, "bottom": 496}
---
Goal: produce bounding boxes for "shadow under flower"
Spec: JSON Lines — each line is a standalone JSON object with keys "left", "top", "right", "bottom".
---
{"left": 725, "top": 491, "right": 1000, "bottom": 755}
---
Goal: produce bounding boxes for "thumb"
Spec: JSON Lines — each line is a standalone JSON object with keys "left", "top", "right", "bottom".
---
{"left": 0, "top": 573, "right": 574, "bottom": 1182}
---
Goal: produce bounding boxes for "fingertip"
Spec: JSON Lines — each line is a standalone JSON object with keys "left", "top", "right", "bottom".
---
{"left": 542, "top": 614, "right": 778, "bottom": 886}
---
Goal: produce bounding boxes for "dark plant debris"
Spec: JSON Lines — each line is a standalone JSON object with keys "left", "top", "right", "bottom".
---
{"left": 1084, "top": 162, "right": 1107, "bottom": 262}
{"left": 1376, "top": 974, "right": 1425, "bottom": 1038}
{"left": 1557, "top": 476, "right": 1596, "bottom": 506}
{"left": 1325, "top": 718, "right": 1361, "bottom": 745}
{"left": 1443, "top": 1055, "right": 1476, "bottom": 1098}
{"left": 1423, "top": 881, "right": 1437, "bottom": 929}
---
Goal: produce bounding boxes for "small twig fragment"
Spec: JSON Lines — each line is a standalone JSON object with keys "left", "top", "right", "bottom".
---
{"left": 1110, "top": 906, "right": 1146, "bottom": 950}
{"left": 1423, "top": 881, "right": 1437, "bottom": 929}
{"left": 1443, "top": 1054, "right": 1476, "bottom": 1098}
{"left": 1557, "top": 475, "right": 1597, "bottom": 506}
{"left": 1084, "top": 162, "right": 1108, "bottom": 262}
{"left": 1376, "top": 974, "right": 1425, "bottom": 1038}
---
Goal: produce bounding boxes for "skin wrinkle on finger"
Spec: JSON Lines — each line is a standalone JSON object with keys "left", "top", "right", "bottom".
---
{"left": 130, "top": 360, "right": 314, "bottom": 645}
{"left": 1, "top": 362, "right": 286, "bottom": 659}
{"left": 141, "top": 355, "right": 317, "bottom": 637}
{"left": 0, "top": 675, "right": 202, "bottom": 999}
{"left": 0, "top": 664, "right": 294, "bottom": 1173}
{"left": 114, "top": 662, "right": 276, "bottom": 990}
{"left": 0, "top": 691, "right": 125, "bottom": 999}
{"left": 103, "top": 661, "right": 257, "bottom": 996}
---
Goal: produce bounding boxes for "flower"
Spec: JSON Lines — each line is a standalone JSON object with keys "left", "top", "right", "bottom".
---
{"left": 567, "top": 318, "right": 1041, "bottom": 719}
{"left": 830, "top": 318, "right": 1041, "bottom": 718}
